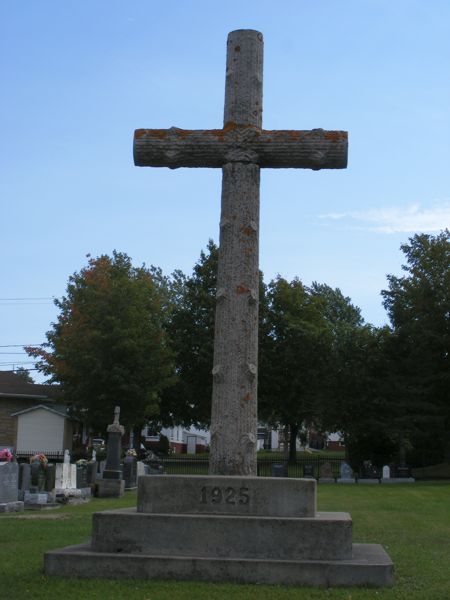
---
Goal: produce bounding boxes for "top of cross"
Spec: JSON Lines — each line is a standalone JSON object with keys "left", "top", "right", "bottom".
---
{"left": 133, "top": 29, "right": 347, "bottom": 172}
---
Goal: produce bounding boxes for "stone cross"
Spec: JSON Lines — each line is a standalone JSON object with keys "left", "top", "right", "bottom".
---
{"left": 134, "top": 30, "right": 347, "bottom": 476}
{"left": 113, "top": 405, "right": 120, "bottom": 426}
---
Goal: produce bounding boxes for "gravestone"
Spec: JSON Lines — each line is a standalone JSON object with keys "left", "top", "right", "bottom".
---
{"left": 358, "top": 460, "right": 380, "bottom": 484}
{"left": 45, "top": 464, "right": 56, "bottom": 492}
{"left": 382, "top": 465, "right": 390, "bottom": 481}
{"left": 136, "top": 461, "right": 146, "bottom": 479}
{"left": 0, "top": 461, "right": 24, "bottom": 512}
{"left": 319, "top": 461, "right": 335, "bottom": 483}
{"left": 44, "top": 30, "right": 393, "bottom": 587}
{"left": 96, "top": 407, "right": 125, "bottom": 498}
{"left": 76, "top": 464, "right": 88, "bottom": 489}
{"left": 19, "top": 463, "right": 31, "bottom": 500}
{"left": 271, "top": 462, "right": 287, "bottom": 477}
{"left": 303, "top": 464, "right": 315, "bottom": 478}
{"left": 55, "top": 462, "right": 76, "bottom": 490}
{"left": 86, "top": 461, "right": 98, "bottom": 486}
{"left": 337, "top": 461, "right": 355, "bottom": 483}
{"left": 30, "top": 460, "right": 46, "bottom": 491}
{"left": 123, "top": 456, "right": 138, "bottom": 490}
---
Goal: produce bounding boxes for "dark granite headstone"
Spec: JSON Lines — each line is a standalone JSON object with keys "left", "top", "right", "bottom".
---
{"left": 271, "top": 463, "right": 287, "bottom": 477}
{"left": 303, "top": 464, "right": 314, "bottom": 478}
{"left": 19, "top": 463, "right": 31, "bottom": 492}
{"left": 123, "top": 456, "right": 137, "bottom": 489}
{"left": 45, "top": 464, "right": 56, "bottom": 492}
{"left": 76, "top": 464, "right": 88, "bottom": 488}
{"left": 0, "top": 462, "right": 19, "bottom": 503}
{"left": 30, "top": 461, "right": 46, "bottom": 491}
{"left": 396, "top": 465, "right": 410, "bottom": 478}
{"left": 360, "top": 461, "right": 380, "bottom": 479}
{"left": 86, "top": 461, "right": 98, "bottom": 485}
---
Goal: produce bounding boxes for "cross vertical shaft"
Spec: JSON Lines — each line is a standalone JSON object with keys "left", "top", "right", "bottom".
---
{"left": 209, "top": 30, "right": 263, "bottom": 475}
{"left": 133, "top": 29, "right": 348, "bottom": 477}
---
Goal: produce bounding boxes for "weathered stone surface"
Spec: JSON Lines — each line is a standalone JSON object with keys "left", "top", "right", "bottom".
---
{"left": 0, "top": 461, "right": 19, "bottom": 503}
{"left": 134, "top": 126, "right": 348, "bottom": 169}
{"left": 0, "top": 500, "right": 24, "bottom": 513}
{"left": 96, "top": 479, "right": 124, "bottom": 498}
{"left": 44, "top": 542, "right": 394, "bottom": 587}
{"left": 134, "top": 29, "right": 348, "bottom": 476}
{"left": 92, "top": 508, "right": 351, "bottom": 561}
{"left": 137, "top": 474, "right": 316, "bottom": 517}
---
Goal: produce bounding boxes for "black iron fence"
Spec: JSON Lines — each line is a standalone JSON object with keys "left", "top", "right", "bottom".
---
{"left": 158, "top": 455, "right": 347, "bottom": 478}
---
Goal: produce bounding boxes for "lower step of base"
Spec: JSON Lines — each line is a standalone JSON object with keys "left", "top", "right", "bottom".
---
{"left": 45, "top": 542, "right": 394, "bottom": 587}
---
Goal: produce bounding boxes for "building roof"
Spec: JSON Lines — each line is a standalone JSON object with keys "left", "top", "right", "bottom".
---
{"left": 0, "top": 371, "right": 62, "bottom": 400}
{"left": 10, "top": 403, "right": 70, "bottom": 418}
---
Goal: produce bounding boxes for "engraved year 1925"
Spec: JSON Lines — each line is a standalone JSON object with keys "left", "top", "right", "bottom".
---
{"left": 199, "top": 485, "right": 249, "bottom": 505}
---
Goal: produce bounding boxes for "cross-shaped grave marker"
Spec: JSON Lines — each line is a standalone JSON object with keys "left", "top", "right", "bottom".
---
{"left": 134, "top": 29, "right": 347, "bottom": 476}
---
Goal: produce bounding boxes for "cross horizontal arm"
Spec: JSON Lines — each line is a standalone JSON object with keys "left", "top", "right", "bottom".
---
{"left": 134, "top": 125, "right": 347, "bottom": 170}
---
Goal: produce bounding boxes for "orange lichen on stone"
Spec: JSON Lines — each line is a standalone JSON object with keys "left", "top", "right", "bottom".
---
{"left": 241, "top": 393, "right": 251, "bottom": 402}
{"left": 266, "top": 130, "right": 303, "bottom": 139}
{"left": 324, "top": 131, "right": 346, "bottom": 142}
{"left": 236, "top": 284, "right": 250, "bottom": 294}
{"left": 134, "top": 129, "right": 167, "bottom": 139}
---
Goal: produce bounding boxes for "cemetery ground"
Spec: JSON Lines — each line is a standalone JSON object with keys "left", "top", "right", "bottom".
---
{"left": 0, "top": 483, "right": 449, "bottom": 599}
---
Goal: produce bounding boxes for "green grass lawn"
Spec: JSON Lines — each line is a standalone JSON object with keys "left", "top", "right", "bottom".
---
{"left": 1, "top": 482, "right": 449, "bottom": 600}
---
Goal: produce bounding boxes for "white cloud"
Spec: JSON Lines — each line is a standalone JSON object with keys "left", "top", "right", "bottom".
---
{"left": 319, "top": 201, "right": 450, "bottom": 234}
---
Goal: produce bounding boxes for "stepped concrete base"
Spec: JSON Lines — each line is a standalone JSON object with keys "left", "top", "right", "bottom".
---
{"left": 92, "top": 508, "right": 352, "bottom": 561}
{"left": 44, "top": 542, "right": 394, "bottom": 587}
{"left": 44, "top": 475, "right": 394, "bottom": 587}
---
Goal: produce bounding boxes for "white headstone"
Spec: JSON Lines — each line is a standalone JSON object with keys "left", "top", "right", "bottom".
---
{"left": 55, "top": 463, "right": 76, "bottom": 489}
{"left": 64, "top": 449, "right": 70, "bottom": 465}
{"left": 382, "top": 465, "right": 390, "bottom": 479}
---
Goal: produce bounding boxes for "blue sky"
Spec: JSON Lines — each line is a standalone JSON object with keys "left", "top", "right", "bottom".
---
{"left": 1, "top": 1, "right": 449, "bottom": 378}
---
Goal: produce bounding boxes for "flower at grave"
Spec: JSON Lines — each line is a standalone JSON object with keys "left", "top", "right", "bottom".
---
{"left": 30, "top": 453, "right": 48, "bottom": 466}
{"left": 126, "top": 449, "right": 137, "bottom": 457}
{"left": 0, "top": 448, "right": 14, "bottom": 462}
{"left": 76, "top": 459, "right": 88, "bottom": 466}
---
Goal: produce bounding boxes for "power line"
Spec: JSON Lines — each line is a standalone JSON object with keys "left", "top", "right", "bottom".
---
{"left": 0, "top": 297, "right": 54, "bottom": 300}
{"left": 0, "top": 344, "right": 44, "bottom": 348}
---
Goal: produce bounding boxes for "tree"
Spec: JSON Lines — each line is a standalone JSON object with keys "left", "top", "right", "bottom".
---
{"left": 159, "top": 240, "right": 218, "bottom": 427}
{"left": 26, "top": 251, "right": 174, "bottom": 436}
{"left": 381, "top": 230, "right": 450, "bottom": 464}
{"left": 259, "top": 277, "right": 332, "bottom": 462}
{"left": 14, "top": 367, "right": 34, "bottom": 384}
{"left": 309, "top": 284, "right": 399, "bottom": 468}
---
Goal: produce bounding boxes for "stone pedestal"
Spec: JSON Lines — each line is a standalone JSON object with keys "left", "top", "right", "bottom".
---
{"left": 45, "top": 475, "right": 393, "bottom": 587}
{"left": 96, "top": 479, "right": 125, "bottom": 498}
{"left": 96, "top": 406, "right": 125, "bottom": 498}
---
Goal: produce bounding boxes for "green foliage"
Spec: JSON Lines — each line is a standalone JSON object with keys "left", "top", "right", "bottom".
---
{"left": 158, "top": 433, "right": 171, "bottom": 455}
{"left": 159, "top": 240, "right": 218, "bottom": 427}
{"left": 26, "top": 251, "right": 174, "bottom": 431}
{"left": 382, "top": 230, "right": 450, "bottom": 464}
{"left": 13, "top": 366, "right": 34, "bottom": 383}
{"left": 259, "top": 277, "right": 333, "bottom": 460}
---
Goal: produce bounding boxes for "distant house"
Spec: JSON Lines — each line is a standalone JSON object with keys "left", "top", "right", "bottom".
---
{"left": 11, "top": 404, "right": 75, "bottom": 458}
{"left": 142, "top": 424, "right": 209, "bottom": 454}
{"left": 0, "top": 371, "right": 72, "bottom": 458}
